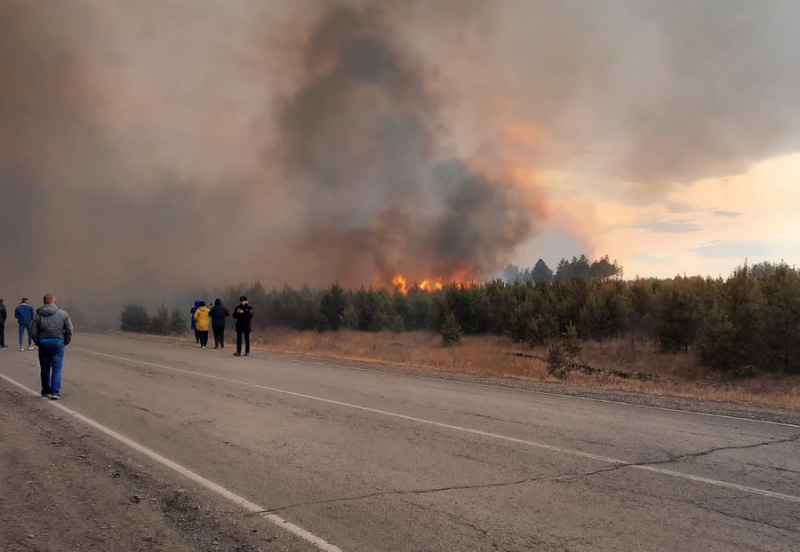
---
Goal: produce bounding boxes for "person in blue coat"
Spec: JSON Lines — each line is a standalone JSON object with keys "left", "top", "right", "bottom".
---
{"left": 189, "top": 299, "right": 201, "bottom": 344}
{"left": 0, "top": 298, "right": 7, "bottom": 348}
{"left": 14, "top": 297, "right": 35, "bottom": 351}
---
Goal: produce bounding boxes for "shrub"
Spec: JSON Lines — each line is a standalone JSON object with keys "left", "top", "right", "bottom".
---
{"left": 546, "top": 341, "right": 568, "bottom": 380}
{"left": 120, "top": 304, "right": 150, "bottom": 333}
{"left": 440, "top": 312, "right": 462, "bottom": 347}
{"left": 169, "top": 308, "right": 188, "bottom": 335}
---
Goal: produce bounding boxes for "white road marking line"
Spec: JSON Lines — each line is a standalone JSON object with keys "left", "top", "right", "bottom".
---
{"left": 85, "top": 332, "right": 800, "bottom": 430}
{"left": 74, "top": 348, "right": 800, "bottom": 504}
{"left": 0, "top": 372, "right": 344, "bottom": 552}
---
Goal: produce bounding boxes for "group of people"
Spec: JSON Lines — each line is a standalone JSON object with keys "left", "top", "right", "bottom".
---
{"left": 0, "top": 294, "right": 254, "bottom": 402}
{"left": 190, "top": 295, "right": 254, "bottom": 356}
{"left": 0, "top": 295, "right": 74, "bottom": 400}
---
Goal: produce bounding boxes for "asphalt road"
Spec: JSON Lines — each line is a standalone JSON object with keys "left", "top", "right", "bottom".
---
{"left": 2, "top": 333, "right": 799, "bottom": 551}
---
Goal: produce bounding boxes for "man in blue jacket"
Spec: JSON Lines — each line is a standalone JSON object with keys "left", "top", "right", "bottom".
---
{"left": 14, "top": 298, "right": 35, "bottom": 351}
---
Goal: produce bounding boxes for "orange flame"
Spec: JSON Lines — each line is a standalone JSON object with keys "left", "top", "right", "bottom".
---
{"left": 392, "top": 271, "right": 471, "bottom": 295}
{"left": 392, "top": 275, "right": 408, "bottom": 295}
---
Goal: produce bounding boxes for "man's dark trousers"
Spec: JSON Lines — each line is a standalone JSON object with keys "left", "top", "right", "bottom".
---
{"left": 39, "top": 339, "right": 65, "bottom": 396}
{"left": 236, "top": 330, "right": 250, "bottom": 355}
{"left": 0, "top": 322, "right": 5, "bottom": 347}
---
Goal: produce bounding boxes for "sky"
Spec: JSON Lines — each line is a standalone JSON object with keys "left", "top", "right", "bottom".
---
{"left": 2, "top": 0, "right": 800, "bottom": 312}
{"left": 513, "top": 150, "right": 800, "bottom": 278}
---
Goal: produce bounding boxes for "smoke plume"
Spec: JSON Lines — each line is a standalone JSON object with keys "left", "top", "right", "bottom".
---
{"left": 3, "top": 0, "right": 800, "bottom": 318}
{"left": 273, "top": 5, "right": 533, "bottom": 286}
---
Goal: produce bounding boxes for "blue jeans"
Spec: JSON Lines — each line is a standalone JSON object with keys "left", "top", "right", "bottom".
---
{"left": 38, "top": 340, "right": 65, "bottom": 396}
{"left": 19, "top": 323, "right": 32, "bottom": 346}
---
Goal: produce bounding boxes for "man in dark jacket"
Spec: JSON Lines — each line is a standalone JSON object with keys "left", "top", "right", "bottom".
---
{"left": 232, "top": 296, "right": 254, "bottom": 357}
{"left": 31, "top": 294, "right": 73, "bottom": 400}
{"left": 15, "top": 297, "right": 35, "bottom": 351}
{"left": 0, "top": 298, "right": 7, "bottom": 348}
{"left": 208, "top": 298, "right": 230, "bottom": 349}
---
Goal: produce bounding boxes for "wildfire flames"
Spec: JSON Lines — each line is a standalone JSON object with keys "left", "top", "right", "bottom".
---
{"left": 391, "top": 268, "right": 477, "bottom": 295}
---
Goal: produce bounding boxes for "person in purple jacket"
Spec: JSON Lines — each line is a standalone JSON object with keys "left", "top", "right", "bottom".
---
{"left": 14, "top": 298, "right": 35, "bottom": 351}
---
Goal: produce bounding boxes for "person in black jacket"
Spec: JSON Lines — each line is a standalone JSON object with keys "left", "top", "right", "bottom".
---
{"left": 0, "top": 298, "right": 7, "bottom": 348}
{"left": 232, "top": 295, "right": 254, "bottom": 357}
{"left": 208, "top": 298, "right": 230, "bottom": 349}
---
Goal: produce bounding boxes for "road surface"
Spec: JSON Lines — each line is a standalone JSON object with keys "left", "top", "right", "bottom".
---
{"left": 1, "top": 333, "right": 799, "bottom": 551}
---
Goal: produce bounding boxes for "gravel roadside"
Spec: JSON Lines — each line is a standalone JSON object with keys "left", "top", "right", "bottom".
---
{"left": 0, "top": 383, "right": 311, "bottom": 552}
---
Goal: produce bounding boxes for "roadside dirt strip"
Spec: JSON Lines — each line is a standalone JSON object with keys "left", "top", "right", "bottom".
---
{"left": 0, "top": 383, "right": 318, "bottom": 552}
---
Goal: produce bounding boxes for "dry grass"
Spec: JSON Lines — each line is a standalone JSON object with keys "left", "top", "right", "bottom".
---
{"left": 249, "top": 330, "right": 800, "bottom": 410}
{"left": 254, "top": 330, "right": 546, "bottom": 380}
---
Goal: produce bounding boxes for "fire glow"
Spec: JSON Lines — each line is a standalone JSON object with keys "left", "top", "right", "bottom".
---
{"left": 391, "top": 268, "right": 477, "bottom": 295}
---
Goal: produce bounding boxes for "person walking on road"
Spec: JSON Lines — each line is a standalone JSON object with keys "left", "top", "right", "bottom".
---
{"left": 193, "top": 301, "right": 211, "bottom": 349}
{"left": 0, "top": 298, "right": 7, "bottom": 348}
{"left": 232, "top": 296, "right": 254, "bottom": 357}
{"left": 31, "top": 294, "right": 73, "bottom": 400}
{"left": 208, "top": 298, "right": 230, "bottom": 349}
{"left": 15, "top": 297, "right": 35, "bottom": 351}
{"left": 190, "top": 299, "right": 201, "bottom": 344}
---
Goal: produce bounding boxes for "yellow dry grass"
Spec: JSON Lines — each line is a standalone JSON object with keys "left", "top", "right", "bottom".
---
{"left": 250, "top": 330, "right": 800, "bottom": 410}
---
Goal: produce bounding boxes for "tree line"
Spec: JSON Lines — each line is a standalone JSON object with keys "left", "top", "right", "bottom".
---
{"left": 120, "top": 257, "right": 800, "bottom": 375}
{"left": 120, "top": 303, "right": 188, "bottom": 336}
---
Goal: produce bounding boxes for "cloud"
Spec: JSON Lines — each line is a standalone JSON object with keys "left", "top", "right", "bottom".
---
{"left": 665, "top": 201, "right": 695, "bottom": 214}
{"left": 692, "top": 239, "right": 800, "bottom": 259}
{"left": 480, "top": 0, "right": 800, "bottom": 191}
{"left": 713, "top": 210, "right": 742, "bottom": 219}
{"left": 633, "top": 219, "right": 702, "bottom": 234}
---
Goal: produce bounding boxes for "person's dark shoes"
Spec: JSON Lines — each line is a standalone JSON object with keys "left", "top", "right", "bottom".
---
{"left": 233, "top": 352, "right": 241, "bottom": 357}
{"left": 50, "top": 394, "right": 60, "bottom": 401}
{"left": 41, "top": 390, "right": 50, "bottom": 398}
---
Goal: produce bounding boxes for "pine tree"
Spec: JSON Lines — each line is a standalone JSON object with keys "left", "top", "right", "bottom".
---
{"left": 440, "top": 312, "right": 462, "bottom": 347}
{"left": 150, "top": 303, "right": 170, "bottom": 335}
{"left": 169, "top": 308, "right": 188, "bottom": 335}
{"left": 120, "top": 304, "right": 150, "bottom": 333}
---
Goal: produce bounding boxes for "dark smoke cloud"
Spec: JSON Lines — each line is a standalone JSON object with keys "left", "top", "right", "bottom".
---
{"left": 467, "top": 0, "right": 800, "bottom": 193}
{"left": 4, "top": 0, "right": 800, "bottom": 319}
{"left": 273, "top": 5, "right": 534, "bottom": 286}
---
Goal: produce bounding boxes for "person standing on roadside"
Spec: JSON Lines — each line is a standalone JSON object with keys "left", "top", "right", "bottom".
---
{"left": 190, "top": 299, "right": 201, "bottom": 344}
{"left": 0, "top": 298, "right": 7, "bottom": 348}
{"left": 193, "top": 301, "right": 211, "bottom": 349}
{"left": 232, "top": 296, "right": 254, "bottom": 357}
{"left": 31, "top": 294, "right": 73, "bottom": 400}
{"left": 208, "top": 298, "right": 230, "bottom": 349}
{"left": 15, "top": 297, "right": 35, "bottom": 351}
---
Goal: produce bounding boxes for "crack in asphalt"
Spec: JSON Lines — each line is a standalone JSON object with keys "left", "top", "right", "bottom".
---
{"left": 553, "top": 433, "right": 800, "bottom": 483}
{"left": 258, "top": 476, "right": 550, "bottom": 514}
{"left": 260, "top": 433, "right": 800, "bottom": 516}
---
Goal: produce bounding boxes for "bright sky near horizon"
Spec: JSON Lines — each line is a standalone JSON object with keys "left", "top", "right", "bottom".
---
{"left": 514, "top": 152, "right": 800, "bottom": 279}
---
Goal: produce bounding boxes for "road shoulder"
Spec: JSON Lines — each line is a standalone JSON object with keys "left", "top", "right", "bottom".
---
{"left": 0, "top": 382, "right": 308, "bottom": 552}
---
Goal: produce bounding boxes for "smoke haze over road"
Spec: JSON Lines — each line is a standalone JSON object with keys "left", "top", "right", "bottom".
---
{"left": 3, "top": 0, "right": 800, "bottom": 314}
